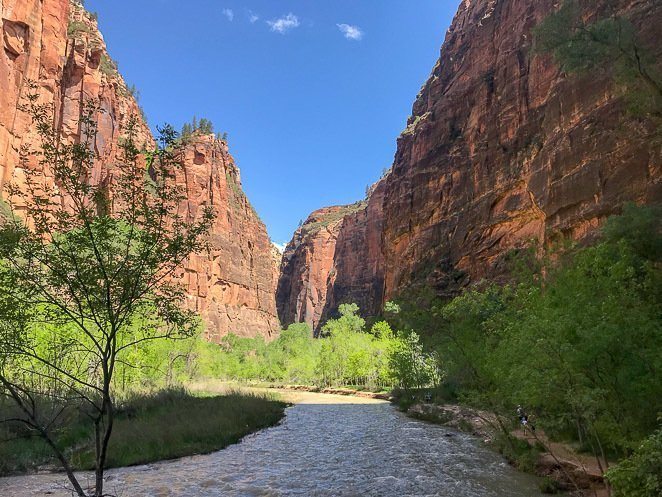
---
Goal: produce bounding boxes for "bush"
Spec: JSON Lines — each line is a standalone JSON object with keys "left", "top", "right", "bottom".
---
{"left": 493, "top": 433, "right": 541, "bottom": 473}
{"left": 99, "top": 53, "right": 118, "bottom": 77}
{"left": 539, "top": 476, "right": 562, "bottom": 494}
{"left": 606, "top": 428, "right": 662, "bottom": 497}
{"left": 67, "top": 21, "right": 90, "bottom": 38}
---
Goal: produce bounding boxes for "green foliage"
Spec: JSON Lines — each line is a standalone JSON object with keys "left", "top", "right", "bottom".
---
{"left": 98, "top": 53, "right": 118, "bottom": 78}
{"left": 606, "top": 427, "right": 662, "bottom": 497}
{"left": 67, "top": 21, "right": 91, "bottom": 38}
{"left": 539, "top": 476, "right": 563, "bottom": 494}
{"left": 388, "top": 331, "right": 441, "bottom": 390}
{"left": 493, "top": 433, "right": 542, "bottom": 473}
{"left": 399, "top": 204, "right": 661, "bottom": 475}
{"left": 533, "top": 1, "right": 662, "bottom": 117}
{"left": 0, "top": 83, "right": 213, "bottom": 496}
{"left": 602, "top": 202, "right": 662, "bottom": 261}
{"left": 180, "top": 116, "right": 220, "bottom": 139}
{"left": 320, "top": 303, "right": 365, "bottom": 336}
{"left": 212, "top": 304, "right": 440, "bottom": 391}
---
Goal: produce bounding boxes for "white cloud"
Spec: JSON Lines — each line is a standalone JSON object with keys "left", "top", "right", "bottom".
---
{"left": 272, "top": 242, "right": 287, "bottom": 253}
{"left": 337, "top": 23, "right": 363, "bottom": 41}
{"left": 222, "top": 8, "right": 234, "bottom": 22}
{"left": 267, "top": 13, "right": 300, "bottom": 34}
{"left": 248, "top": 10, "right": 259, "bottom": 24}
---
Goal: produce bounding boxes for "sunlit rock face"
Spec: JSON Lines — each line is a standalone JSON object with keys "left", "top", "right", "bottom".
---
{"left": 277, "top": 0, "right": 662, "bottom": 325}
{"left": 0, "top": 0, "right": 152, "bottom": 201}
{"left": 276, "top": 206, "right": 349, "bottom": 331}
{"left": 177, "top": 135, "right": 281, "bottom": 341}
{"left": 0, "top": 0, "right": 280, "bottom": 341}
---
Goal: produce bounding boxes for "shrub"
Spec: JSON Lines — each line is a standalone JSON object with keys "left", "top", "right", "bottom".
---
{"left": 606, "top": 428, "right": 662, "bottom": 497}
{"left": 67, "top": 20, "right": 90, "bottom": 38}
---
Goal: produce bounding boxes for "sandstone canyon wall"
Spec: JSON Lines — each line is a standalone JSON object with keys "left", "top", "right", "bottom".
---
{"left": 178, "top": 136, "right": 280, "bottom": 341}
{"left": 0, "top": 0, "right": 279, "bottom": 340}
{"left": 277, "top": 0, "right": 661, "bottom": 330}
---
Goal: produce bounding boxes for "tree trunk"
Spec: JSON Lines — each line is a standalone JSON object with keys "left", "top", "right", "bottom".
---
{"left": 94, "top": 386, "right": 115, "bottom": 496}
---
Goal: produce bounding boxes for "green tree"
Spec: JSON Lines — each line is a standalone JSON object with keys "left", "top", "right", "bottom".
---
{"left": 320, "top": 303, "right": 365, "bottom": 337}
{"left": 533, "top": 1, "right": 662, "bottom": 116}
{"left": 198, "top": 118, "right": 214, "bottom": 134}
{"left": 486, "top": 205, "right": 661, "bottom": 475}
{"left": 388, "top": 331, "right": 441, "bottom": 390}
{"left": 0, "top": 83, "right": 213, "bottom": 497}
{"left": 606, "top": 427, "right": 662, "bottom": 497}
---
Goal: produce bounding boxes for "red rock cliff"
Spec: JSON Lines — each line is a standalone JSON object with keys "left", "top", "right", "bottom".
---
{"left": 0, "top": 0, "right": 280, "bottom": 340}
{"left": 276, "top": 205, "right": 350, "bottom": 330}
{"left": 276, "top": 186, "right": 385, "bottom": 332}
{"left": 179, "top": 135, "right": 280, "bottom": 341}
{"left": 277, "top": 0, "right": 661, "bottom": 325}
{"left": 382, "top": 0, "right": 660, "bottom": 299}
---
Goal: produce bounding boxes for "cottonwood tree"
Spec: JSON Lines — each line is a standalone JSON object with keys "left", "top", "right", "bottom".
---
{"left": 0, "top": 82, "right": 213, "bottom": 497}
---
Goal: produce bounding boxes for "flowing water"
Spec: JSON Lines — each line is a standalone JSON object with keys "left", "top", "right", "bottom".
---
{"left": 0, "top": 392, "right": 545, "bottom": 497}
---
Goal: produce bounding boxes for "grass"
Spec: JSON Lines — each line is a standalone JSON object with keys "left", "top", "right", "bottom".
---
{"left": 0, "top": 388, "right": 287, "bottom": 476}
{"left": 492, "top": 432, "right": 543, "bottom": 473}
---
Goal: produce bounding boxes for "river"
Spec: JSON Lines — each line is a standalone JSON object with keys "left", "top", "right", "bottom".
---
{"left": 0, "top": 392, "right": 546, "bottom": 497}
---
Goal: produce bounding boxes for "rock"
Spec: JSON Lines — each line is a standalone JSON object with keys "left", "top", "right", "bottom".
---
{"left": 0, "top": 0, "right": 280, "bottom": 341}
{"left": 177, "top": 135, "right": 280, "bottom": 341}
{"left": 407, "top": 403, "right": 495, "bottom": 439}
{"left": 276, "top": 0, "right": 662, "bottom": 324}
{"left": 276, "top": 205, "right": 350, "bottom": 331}
{"left": 276, "top": 194, "right": 385, "bottom": 333}
{"left": 2, "top": 19, "right": 29, "bottom": 57}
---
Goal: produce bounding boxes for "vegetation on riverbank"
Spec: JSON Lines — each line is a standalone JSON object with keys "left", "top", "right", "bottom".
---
{"left": 387, "top": 203, "right": 661, "bottom": 496}
{"left": 207, "top": 304, "right": 440, "bottom": 390}
{"left": 0, "top": 388, "right": 286, "bottom": 476}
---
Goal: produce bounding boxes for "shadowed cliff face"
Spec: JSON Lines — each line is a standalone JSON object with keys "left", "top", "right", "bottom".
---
{"left": 0, "top": 0, "right": 280, "bottom": 341}
{"left": 277, "top": 0, "right": 662, "bottom": 327}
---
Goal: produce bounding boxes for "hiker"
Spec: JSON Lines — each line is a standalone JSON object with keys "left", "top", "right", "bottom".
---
{"left": 517, "top": 405, "right": 536, "bottom": 433}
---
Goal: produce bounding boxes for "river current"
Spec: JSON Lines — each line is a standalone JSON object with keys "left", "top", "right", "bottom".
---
{"left": 0, "top": 392, "right": 545, "bottom": 497}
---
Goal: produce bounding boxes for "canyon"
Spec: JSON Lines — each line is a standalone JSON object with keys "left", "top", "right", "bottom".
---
{"left": 1, "top": 0, "right": 660, "bottom": 337}
{"left": 0, "top": 0, "right": 279, "bottom": 341}
{"left": 277, "top": 0, "right": 662, "bottom": 330}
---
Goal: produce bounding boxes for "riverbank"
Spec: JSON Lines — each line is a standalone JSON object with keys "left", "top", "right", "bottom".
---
{"left": 188, "top": 380, "right": 392, "bottom": 400}
{"left": 253, "top": 382, "right": 391, "bottom": 400}
{"left": 0, "top": 388, "right": 287, "bottom": 477}
{"left": 406, "top": 402, "right": 608, "bottom": 496}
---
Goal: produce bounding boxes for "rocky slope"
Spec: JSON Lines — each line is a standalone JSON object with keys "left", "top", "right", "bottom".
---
{"left": 277, "top": 0, "right": 661, "bottom": 329}
{"left": 0, "top": 0, "right": 279, "bottom": 340}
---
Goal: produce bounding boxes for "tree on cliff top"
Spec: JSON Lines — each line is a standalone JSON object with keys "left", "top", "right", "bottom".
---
{"left": 0, "top": 82, "right": 213, "bottom": 497}
{"left": 533, "top": 0, "right": 662, "bottom": 117}
{"left": 181, "top": 116, "right": 216, "bottom": 138}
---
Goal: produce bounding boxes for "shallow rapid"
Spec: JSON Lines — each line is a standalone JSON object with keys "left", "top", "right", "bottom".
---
{"left": 0, "top": 392, "right": 545, "bottom": 497}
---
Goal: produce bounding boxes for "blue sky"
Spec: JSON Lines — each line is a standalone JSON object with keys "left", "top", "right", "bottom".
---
{"left": 86, "top": 1, "right": 458, "bottom": 246}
